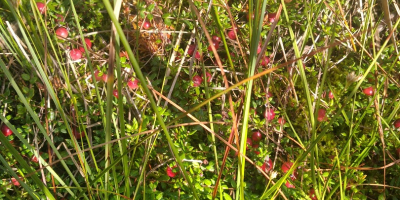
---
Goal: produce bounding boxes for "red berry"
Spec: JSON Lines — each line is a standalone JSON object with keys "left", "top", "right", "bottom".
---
{"left": 193, "top": 75, "right": 203, "bottom": 87}
{"left": 187, "top": 44, "right": 196, "bottom": 56}
{"left": 113, "top": 89, "right": 119, "bottom": 98}
{"left": 264, "top": 108, "right": 275, "bottom": 121}
{"left": 128, "top": 79, "right": 139, "bottom": 89}
{"left": 36, "top": 2, "right": 46, "bottom": 14}
{"left": 1, "top": 124, "right": 12, "bottom": 137}
{"left": 31, "top": 153, "right": 43, "bottom": 163}
{"left": 261, "top": 157, "right": 273, "bottom": 172}
{"left": 266, "top": 91, "right": 272, "bottom": 98}
{"left": 55, "top": 14, "right": 64, "bottom": 23}
{"left": 317, "top": 108, "right": 326, "bottom": 122}
{"left": 212, "top": 35, "right": 221, "bottom": 43}
{"left": 261, "top": 56, "right": 270, "bottom": 66}
{"left": 246, "top": 138, "right": 253, "bottom": 149}
{"left": 167, "top": 166, "right": 178, "bottom": 178}
{"left": 208, "top": 41, "right": 219, "bottom": 51}
{"left": 195, "top": 51, "right": 201, "bottom": 60}
{"left": 309, "top": 188, "right": 317, "bottom": 200}
{"left": 395, "top": 119, "right": 400, "bottom": 128}
{"left": 268, "top": 13, "right": 277, "bottom": 23}
{"left": 11, "top": 177, "right": 21, "bottom": 187}
{"left": 94, "top": 70, "right": 102, "bottom": 81}
{"left": 206, "top": 72, "right": 212, "bottom": 83}
{"left": 252, "top": 143, "right": 259, "bottom": 149}
{"left": 55, "top": 27, "right": 68, "bottom": 39}
{"left": 278, "top": 117, "right": 286, "bottom": 125}
{"left": 73, "top": 129, "right": 85, "bottom": 139}
{"left": 257, "top": 43, "right": 262, "bottom": 54}
{"left": 79, "top": 38, "right": 92, "bottom": 52}
{"left": 70, "top": 49, "right": 82, "bottom": 61}
{"left": 142, "top": 21, "right": 151, "bottom": 29}
{"left": 285, "top": 180, "right": 295, "bottom": 188}
{"left": 102, "top": 73, "right": 108, "bottom": 82}
{"left": 363, "top": 86, "right": 374, "bottom": 96}
{"left": 328, "top": 91, "right": 334, "bottom": 99}
{"left": 281, "top": 161, "right": 293, "bottom": 173}
{"left": 227, "top": 30, "right": 237, "bottom": 40}
{"left": 251, "top": 131, "right": 262, "bottom": 142}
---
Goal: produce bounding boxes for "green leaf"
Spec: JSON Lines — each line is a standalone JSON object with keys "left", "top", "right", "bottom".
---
{"left": 22, "top": 73, "right": 30, "bottom": 81}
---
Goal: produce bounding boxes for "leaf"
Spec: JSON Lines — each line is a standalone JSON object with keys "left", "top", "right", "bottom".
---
{"left": 22, "top": 74, "right": 30, "bottom": 81}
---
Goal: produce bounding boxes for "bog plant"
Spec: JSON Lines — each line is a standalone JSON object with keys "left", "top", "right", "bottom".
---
{"left": 0, "top": 0, "right": 400, "bottom": 199}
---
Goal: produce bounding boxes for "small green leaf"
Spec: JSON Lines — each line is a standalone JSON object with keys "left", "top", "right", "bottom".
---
{"left": 22, "top": 74, "right": 30, "bottom": 81}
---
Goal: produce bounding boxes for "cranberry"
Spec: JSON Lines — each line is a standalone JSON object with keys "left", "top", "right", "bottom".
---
{"left": 227, "top": 30, "right": 237, "bottom": 40}
{"left": 193, "top": 75, "right": 203, "bottom": 87}
{"left": 264, "top": 108, "right": 275, "bottom": 121}
{"left": 187, "top": 44, "right": 196, "bottom": 56}
{"left": 167, "top": 166, "right": 178, "bottom": 178}
{"left": 55, "top": 27, "right": 68, "bottom": 39}
{"left": 208, "top": 41, "right": 219, "bottom": 51}
{"left": 266, "top": 91, "right": 273, "bottom": 98}
{"left": 113, "top": 90, "right": 119, "bottom": 98}
{"left": 1, "top": 124, "right": 12, "bottom": 137}
{"left": 195, "top": 51, "right": 201, "bottom": 60}
{"left": 268, "top": 13, "right": 277, "bottom": 23}
{"left": 261, "top": 56, "right": 270, "bottom": 66}
{"left": 36, "top": 2, "right": 46, "bottom": 14}
{"left": 285, "top": 180, "right": 295, "bottom": 188}
{"left": 102, "top": 73, "right": 108, "bottom": 82}
{"left": 11, "top": 177, "right": 21, "bottom": 186}
{"left": 70, "top": 49, "right": 82, "bottom": 61}
{"left": 309, "top": 188, "right": 317, "bottom": 200}
{"left": 246, "top": 138, "right": 253, "bottom": 149}
{"left": 79, "top": 38, "right": 92, "bottom": 52}
{"left": 317, "top": 108, "right": 327, "bottom": 122}
{"left": 94, "top": 70, "right": 102, "bottom": 81}
{"left": 328, "top": 91, "right": 334, "bottom": 99}
{"left": 142, "top": 21, "right": 151, "bottom": 29}
{"left": 251, "top": 131, "right": 262, "bottom": 142}
{"left": 278, "top": 117, "right": 286, "bottom": 125}
{"left": 212, "top": 35, "right": 221, "bottom": 42}
{"left": 206, "top": 72, "right": 212, "bottom": 83}
{"left": 363, "top": 86, "right": 374, "bottom": 96}
{"left": 128, "top": 79, "right": 139, "bottom": 89}
{"left": 261, "top": 158, "right": 273, "bottom": 172}
{"left": 257, "top": 43, "right": 262, "bottom": 54}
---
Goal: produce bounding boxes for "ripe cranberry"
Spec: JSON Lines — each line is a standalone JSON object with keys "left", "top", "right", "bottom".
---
{"left": 206, "top": 72, "right": 212, "bottom": 83}
{"left": 187, "top": 44, "right": 196, "bottom": 56}
{"left": 55, "top": 14, "right": 64, "bottom": 23}
{"left": 167, "top": 166, "right": 178, "bottom": 178}
{"left": 1, "top": 124, "right": 12, "bottom": 137}
{"left": 246, "top": 138, "right": 253, "bottom": 149}
{"left": 309, "top": 188, "right": 317, "bottom": 200}
{"left": 254, "top": 151, "right": 260, "bottom": 155}
{"left": 193, "top": 75, "right": 203, "bottom": 87}
{"left": 94, "top": 70, "right": 102, "bottom": 81}
{"left": 142, "top": 21, "right": 151, "bottom": 29}
{"left": 113, "top": 90, "right": 119, "bottom": 98}
{"left": 261, "top": 158, "right": 273, "bottom": 172}
{"left": 36, "top": 2, "right": 46, "bottom": 14}
{"left": 261, "top": 56, "right": 270, "bottom": 66}
{"left": 11, "top": 177, "right": 21, "bottom": 186}
{"left": 264, "top": 108, "right": 275, "bottom": 121}
{"left": 281, "top": 161, "right": 293, "bottom": 173}
{"left": 268, "top": 13, "right": 277, "bottom": 23}
{"left": 394, "top": 119, "right": 400, "bottom": 129}
{"left": 79, "top": 38, "right": 92, "bottom": 52}
{"left": 285, "top": 180, "right": 295, "bottom": 188}
{"left": 252, "top": 143, "right": 259, "bottom": 149}
{"left": 55, "top": 27, "right": 68, "bottom": 39}
{"left": 73, "top": 129, "right": 85, "bottom": 139}
{"left": 317, "top": 108, "right": 327, "bottom": 122}
{"left": 128, "top": 79, "right": 139, "bottom": 89}
{"left": 212, "top": 35, "right": 221, "bottom": 43}
{"left": 278, "top": 117, "right": 286, "bottom": 125}
{"left": 102, "top": 73, "right": 108, "bottom": 82}
{"left": 227, "top": 30, "right": 237, "bottom": 40}
{"left": 328, "top": 91, "right": 334, "bottom": 99}
{"left": 195, "top": 51, "right": 201, "bottom": 60}
{"left": 208, "top": 41, "right": 219, "bottom": 51}
{"left": 266, "top": 91, "right": 272, "bottom": 98}
{"left": 70, "top": 49, "right": 82, "bottom": 61}
{"left": 363, "top": 86, "right": 374, "bottom": 96}
{"left": 257, "top": 43, "right": 262, "bottom": 54}
{"left": 31, "top": 152, "right": 43, "bottom": 163}
{"left": 251, "top": 131, "right": 262, "bottom": 142}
